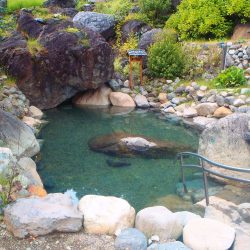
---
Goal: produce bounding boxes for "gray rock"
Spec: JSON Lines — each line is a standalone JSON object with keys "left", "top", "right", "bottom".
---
{"left": 108, "top": 79, "right": 121, "bottom": 91}
{"left": 44, "top": 0, "right": 76, "bottom": 8}
{"left": 115, "top": 228, "right": 147, "bottom": 250}
{"left": 148, "top": 241, "right": 191, "bottom": 250}
{"left": 233, "top": 99, "right": 245, "bottom": 107}
{"left": 4, "top": 193, "right": 83, "bottom": 238}
{"left": 0, "top": 0, "right": 7, "bottom": 8}
{"left": 216, "top": 95, "right": 225, "bottom": 106}
{"left": 225, "top": 54, "right": 234, "bottom": 67}
{"left": 207, "top": 95, "right": 216, "bottom": 103}
{"left": 73, "top": 11, "right": 116, "bottom": 40}
{"left": 240, "top": 88, "right": 250, "bottom": 95}
{"left": 0, "top": 110, "right": 39, "bottom": 158}
{"left": 225, "top": 96, "right": 235, "bottom": 105}
{"left": 198, "top": 113, "right": 250, "bottom": 182}
{"left": 0, "top": 147, "right": 14, "bottom": 175}
{"left": 134, "top": 94, "right": 150, "bottom": 108}
{"left": 139, "top": 29, "right": 162, "bottom": 51}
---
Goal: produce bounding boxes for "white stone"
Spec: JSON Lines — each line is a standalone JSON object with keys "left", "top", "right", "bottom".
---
{"left": 193, "top": 116, "right": 217, "bottom": 128}
{"left": 0, "top": 147, "right": 14, "bottom": 175}
{"left": 78, "top": 195, "right": 135, "bottom": 235}
{"left": 183, "top": 107, "right": 197, "bottom": 118}
{"left": 135, "top": 206, "right": 183, "bottom": 241}
{"left": 28, "top": 106, "right": 43, "bottom": 119}
{"left": 183, "top": 218, "right": 235, "bottom": 250}
{"left": 134, "top": 94, "right": 150, "bottom": 108}
{"left": 4, "top": 193, "right": 83, "bottom": 238}
{"left": 175, "top": 211, "right": 201, "bottom": 227}
{"left": 109, "top": 92, "right": 136, "bottom": 107}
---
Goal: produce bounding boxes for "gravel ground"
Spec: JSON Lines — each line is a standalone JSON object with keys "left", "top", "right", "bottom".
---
{"left": 0, "top": 223, "right": 115, "bottom": 250}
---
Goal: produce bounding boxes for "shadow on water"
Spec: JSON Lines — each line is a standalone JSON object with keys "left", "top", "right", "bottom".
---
{"left": 38, "top": 104, "right": 200, "bottom": 211}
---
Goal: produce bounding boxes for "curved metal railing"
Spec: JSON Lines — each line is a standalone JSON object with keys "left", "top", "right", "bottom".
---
{"left": 177, "top": 152, "right": 250, "bottom": 206}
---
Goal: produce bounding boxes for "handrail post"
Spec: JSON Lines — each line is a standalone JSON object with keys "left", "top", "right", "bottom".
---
{"left": 201, "top": 159, "right": 209, "bottom": 206}
{"left": 180, "top": 154, "right": 188, "bottom": 193}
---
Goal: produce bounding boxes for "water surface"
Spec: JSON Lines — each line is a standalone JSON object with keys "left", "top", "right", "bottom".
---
{"left": 39, "top": 105, "right": 199, "bottom": 211}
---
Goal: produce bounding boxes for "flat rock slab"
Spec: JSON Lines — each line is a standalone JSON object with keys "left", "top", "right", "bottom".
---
{"left": 4, "top": 193, "right": 83, "bottom": 238}
{"left": 148, "top": 241, "right": 191, "bottom": 250}
{"left": 183, "top": 218, "right": 235, "bottom": 250}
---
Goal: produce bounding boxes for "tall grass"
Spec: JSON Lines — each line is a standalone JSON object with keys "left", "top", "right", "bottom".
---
{"left": 7, "top": 0, "right": 45, "bottom": 11}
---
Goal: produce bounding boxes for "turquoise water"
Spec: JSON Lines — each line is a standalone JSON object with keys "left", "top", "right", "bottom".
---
{"left": 38, "top": 105, "right": 199, "bottom": 211}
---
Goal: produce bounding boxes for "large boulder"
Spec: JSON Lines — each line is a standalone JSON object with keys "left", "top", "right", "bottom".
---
{"left": 121, "top": 20, "right": 151, "bottom": 42}
{"left": 109, "top": 92, "right": 136, "bottom": 107}
{"left": 198, "top": 113, "right": 250, "bottom": 183}
{"left": 183, "top": 218, "right": 235, "bottom": 250}
{"left": 88, "top": 132, "right": 194, "bottom": 158}
{"left": 195, "top": 103, "right": 218, "bottom": 116}
{"left": 0, "top": 110, "right": 39, "bottom": 157}
{"left": 4, "top": 193, "right": 83, "bottom": 238}
{"left": 0, "top": 11, "right": 114, "bottom": 110}
{"left": 73, "top": 11, "right": 116, "bottom": 40}
{"left": 148, "top": 241, "right": 190, "bottom": 250}
{"left": 78, "top": 195, "right": 135, "bottom": 235}
{"left": 115, "top": 228, "right": 147, "bottom": 250}
{"left": 134, "top": 94, "right": 149, "bottom": 108}
{"left": 135, "top": 206, "right": 183, "bottom": 241}
{"left": 44, "top": 0, "right": 77, "bottom": 8}
{"left": 73, "top": 85, "right": 112, "bottom": 106}
{"left": 139, "top": 29, "right": 162, "bottom": 51}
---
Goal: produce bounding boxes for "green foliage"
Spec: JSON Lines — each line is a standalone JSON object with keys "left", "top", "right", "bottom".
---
{"left": 0, "top": 12, "right": 16, "bottom": 39}
{"left": 27, "top": 39, "right": 44, "bottom": 56}
{"left": 65, "top": 27, "right": 80, "bottom": 33}
{"left": 7, "top": 0, "right": 45, "bottom": 11}
{"left": 138, "top": 0, "right": 171, "bottom": 26}
{"left": 94, "top": 0, "right": 133, "bottom": 20}
{"left": 214, "top": 66, "right": 247, "bottom": 88}
{"left": 148, "top": 32, "right": 185, "bottom": 79}
{"left": 166, "top": 0, "right": 250, "bottom": 40}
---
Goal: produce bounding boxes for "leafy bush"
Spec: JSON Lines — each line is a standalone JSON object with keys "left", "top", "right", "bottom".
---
{"left": 94, "top": 0, "right": 133, "bottom": 20}
{"left": 148, "top": 35, "right": 185, "bottom": 79}
{"left": 7, "top": 0, "right": 45, "bottom": 11}
{"left": 119, "top": 34, "right": 139, "bottom": 56}
{"left": 215, "top": 66, "right": 247, "bottom": 88}
{"left": 138, "top": 0, "right": 171, "bottom": 26}
{"left": 166, "top": 0, "right": 250, "bottom": 40}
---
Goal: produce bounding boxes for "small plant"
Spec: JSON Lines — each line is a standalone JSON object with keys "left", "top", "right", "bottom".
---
{"left": 214, "top": 66, "right": 247, "bottom": 88}
{"left": 119, "top": 34, "right": 139, "bottom": 56}
{"left": 65, "top": 27, "right": 80, "bottom": 33}
{"left": 27, "top": 38, "right": 44, "bottom": 56}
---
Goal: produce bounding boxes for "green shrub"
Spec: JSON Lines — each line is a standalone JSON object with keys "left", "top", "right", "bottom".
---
{"left": 166, "top": 0, "right": 250, "bottom": 40}
{"left": 94, "top": 0, "right": 133, "bottom": 20}
{"left": 7, "top": 0, "right": 45, "bottom": 11}
{"left": 215, "top": 66, "right": 247, "bottom": 88}
{"left": 138, "top": 0, "right": 171, "bottom": 26}
{"left": 148, "top": 35, "right": 185, "bottom": 79}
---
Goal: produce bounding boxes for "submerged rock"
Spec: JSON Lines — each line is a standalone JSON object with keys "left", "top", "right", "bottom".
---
{"left": 4, "top": 193, "right": 83, "bottom": 238}
{"left": 88, "top": 132, "right": 193, "bottom": 159}
{"left": 106, "top": 159, "right": 131, "bottom": 168}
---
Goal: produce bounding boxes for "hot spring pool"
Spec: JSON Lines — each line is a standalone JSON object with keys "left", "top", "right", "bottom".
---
{"left": 38, "top": 105, "right": 200, "bottom": 211}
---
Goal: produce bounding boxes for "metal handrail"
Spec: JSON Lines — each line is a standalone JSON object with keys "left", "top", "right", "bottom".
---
{"left": 177, "top": 152, "right": 250, "bottom": 206}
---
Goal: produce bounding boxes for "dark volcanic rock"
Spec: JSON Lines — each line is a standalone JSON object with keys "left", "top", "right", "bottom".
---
{"left": 89, "top": 132, "right": 193, "bottom": 159}
{"left": 121, "top": 20, "right": 151, "bottom": 42}
{"left": 44, "top": 0, "right": 77, "bottom": 8}
{"left": 0, "top": 11, "right": 114, "bottom": 109}
{"left": 139, "top": 29, "right": 162, "bottom": 51}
